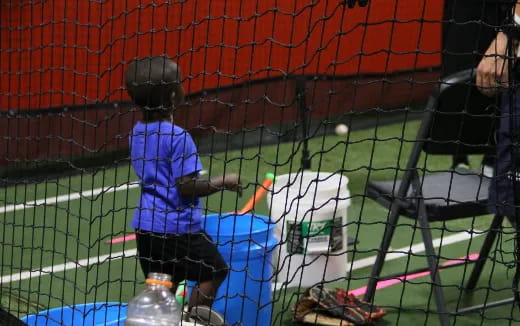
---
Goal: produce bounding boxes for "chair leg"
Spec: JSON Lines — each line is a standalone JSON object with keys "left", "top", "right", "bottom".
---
{"left": 417, "top": 204, "right": 451, "bottom": 326}
{"left": 466, "top": 214, "right": 504, "bottom": 290}
{"left": 363, "top": 206, "right": 400, "bottom": 303}
{"left": 506, "top": 215, "right": 517, "bottom": 230}
{"left": 455, "top": 297, "right": 515, "bottom": 315}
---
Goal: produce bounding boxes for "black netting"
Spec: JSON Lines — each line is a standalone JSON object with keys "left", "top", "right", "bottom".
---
{"left": 2, "top": 0, "right": 520, "bottom": 325}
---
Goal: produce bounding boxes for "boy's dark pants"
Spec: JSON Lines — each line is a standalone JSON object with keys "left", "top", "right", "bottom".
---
{"left": 136, "top": 230, "right": 228, "bottom": 286}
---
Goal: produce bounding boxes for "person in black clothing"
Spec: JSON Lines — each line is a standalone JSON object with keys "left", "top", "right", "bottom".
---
{"left": 442, "top": 1, "right": 508, "bottom": 78}
{"left": 442, "top": 0, "right": 511, "bottom": 172}
{"left": 478, "top": 1, "right": 520, "bottom": 220}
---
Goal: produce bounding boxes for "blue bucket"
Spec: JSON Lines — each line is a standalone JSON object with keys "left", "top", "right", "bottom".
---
{"left": 198, "top": 213, "right": 277, "bottom": 326}
{"left": 20, "top": 302, "right": 127, "bottom": 326}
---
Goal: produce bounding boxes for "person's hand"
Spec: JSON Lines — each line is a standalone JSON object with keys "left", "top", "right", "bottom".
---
{"left": 222, "top": 173, "right": 243, "bottom": 196}
{"left": 476, "top": 32, "right": 509, "bottom": 97}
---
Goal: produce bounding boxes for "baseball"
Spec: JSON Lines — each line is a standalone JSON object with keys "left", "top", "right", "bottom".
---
{"left": 335, "top": 124, "right": 349, "bottom": 136}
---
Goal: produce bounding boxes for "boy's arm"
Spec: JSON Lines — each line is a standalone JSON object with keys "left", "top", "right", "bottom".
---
{"left": 176, "top": 173, "right": 242, "bottom": 198}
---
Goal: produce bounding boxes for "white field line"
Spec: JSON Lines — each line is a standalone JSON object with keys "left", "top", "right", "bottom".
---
{"left": 1, "top": 231, "right": 479, "bottom": 285}
{"left": 1, "top": 182, "right": 140, "bottom": 284}
{"left": 349, "top": 230, "right": 480, "bottom": 271}
{"left": 0, "top": 249, "right": 137, "bottom": 284}
{"left": 271, "top": 231, "right": 480, "bottom": 289}
{"left": 0, "top": 182, "right": 480, "bottom": 285}
{"left": 1, "top": 182, "right": 139, "bottom": 214}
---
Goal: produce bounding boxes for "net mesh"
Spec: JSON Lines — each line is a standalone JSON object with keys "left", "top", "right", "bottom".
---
{"left": 1, "top": 0, "right": 520, "bottom": 325}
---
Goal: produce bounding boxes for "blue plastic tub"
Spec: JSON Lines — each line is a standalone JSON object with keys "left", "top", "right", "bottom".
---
{"left": 202, "top": 213, "right": 275, "bottom": 247}
{"left": 196, "top": 213, "right": 277, "bottom": 326}
{"left": 21, "top": 302, "right": 127, "bottom": 326}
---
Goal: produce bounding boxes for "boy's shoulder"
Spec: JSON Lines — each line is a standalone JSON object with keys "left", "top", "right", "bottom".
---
{"left": 132, "top": 122, "right": 193, "bottom": 148}
{"left": 133, "top": 121, "right": 185, "bottom": 134}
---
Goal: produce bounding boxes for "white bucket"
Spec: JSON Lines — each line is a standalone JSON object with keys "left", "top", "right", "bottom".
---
{"left": 267, "top": 171, "right": 350, "bottom": 288}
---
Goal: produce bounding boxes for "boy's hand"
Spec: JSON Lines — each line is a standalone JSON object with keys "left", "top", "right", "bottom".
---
{"left": 222, "top": 173, "right": 243, "bottom": 196}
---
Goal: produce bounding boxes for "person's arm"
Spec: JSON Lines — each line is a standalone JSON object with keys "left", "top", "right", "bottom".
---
{"left": 476, "top": 32, "right": 508, "bottom": 96}
{"left": 176, "top": 172, "right": 242, "bottom": 198}
{"left": 477, "top": 2, "right": 520, "bottom": 96}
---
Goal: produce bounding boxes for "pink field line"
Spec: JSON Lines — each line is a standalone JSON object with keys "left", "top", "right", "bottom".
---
{"left": 105, "top": 213, "right": 246, "bottom": 244}
{"left": 349, "top": 253, "right": 480, "bottom": 297}
{"left": 106, "top": 234, "right": 136, "bottom": 244}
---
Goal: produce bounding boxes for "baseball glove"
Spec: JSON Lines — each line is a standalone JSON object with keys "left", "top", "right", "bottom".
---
{"left": 293, "top": 285, "right": 366, "bottom": 325}
{"left": 335, "top": 289, "right": 387, "bottom": 322}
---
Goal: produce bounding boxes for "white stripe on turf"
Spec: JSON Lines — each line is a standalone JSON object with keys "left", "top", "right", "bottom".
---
{"left": 0, "top": 182, "right": 139, "bottom": 214}
{"left": 0, "top": 249, "right": 137, "bottom": 284}
{"left": 1, "top": 183, "right": 141, "bottom": 284}
{"left": 0, "top": 181, "right": 482, "bottom": 286}
{"left": 1, "top": 231, "right": 480, "bottom": 285}
{"left": 271, "top": 230, "right": 480, "bottom": 290}
{"left": 350, "top": 230, "right": 480, "bottom": 271}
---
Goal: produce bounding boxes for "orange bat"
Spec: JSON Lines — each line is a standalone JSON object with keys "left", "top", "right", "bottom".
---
{"left": 237, "top": 173, "right": 275, "bottom": 215}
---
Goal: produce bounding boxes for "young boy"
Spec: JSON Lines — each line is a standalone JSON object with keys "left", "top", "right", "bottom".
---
{"left": 125, "top": 56, "right": 242, "bottom": 310}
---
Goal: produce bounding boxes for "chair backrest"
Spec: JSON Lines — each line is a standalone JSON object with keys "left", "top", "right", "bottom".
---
{"left": 422, "top": 69, "right": 499, "bottom": 155}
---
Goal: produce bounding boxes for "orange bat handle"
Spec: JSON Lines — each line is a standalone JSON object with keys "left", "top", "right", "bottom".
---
{"left": 238, "top": 178, "right": 273, "bottom": 214}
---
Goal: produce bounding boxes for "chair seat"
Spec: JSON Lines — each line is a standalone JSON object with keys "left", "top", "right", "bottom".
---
{"left": 366, "top": 168, "right": 491, "bottom": 221}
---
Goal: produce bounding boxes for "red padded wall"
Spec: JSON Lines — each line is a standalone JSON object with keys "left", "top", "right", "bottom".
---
{"left": 0, "top": 0, "right": 442, "bottom": 111}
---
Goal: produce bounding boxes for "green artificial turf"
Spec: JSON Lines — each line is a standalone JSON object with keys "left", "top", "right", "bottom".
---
{"left": 1, "top": 117, "right": 518, "bottom": 325}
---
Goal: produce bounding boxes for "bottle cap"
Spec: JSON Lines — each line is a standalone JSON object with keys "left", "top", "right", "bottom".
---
{"left": 146, "top": 278, "right": 174, "bottom": 288}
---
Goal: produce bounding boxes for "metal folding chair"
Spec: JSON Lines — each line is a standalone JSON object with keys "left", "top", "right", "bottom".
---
{"left": 362, "top": 69, "right": 509, "bottom": 325}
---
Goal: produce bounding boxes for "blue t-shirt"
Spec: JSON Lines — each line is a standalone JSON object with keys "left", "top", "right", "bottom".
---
{"left": 130, "top": 121, "right": 203, "bottom": 234}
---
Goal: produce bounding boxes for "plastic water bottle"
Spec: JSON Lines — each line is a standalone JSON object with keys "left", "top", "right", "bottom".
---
{"left": 125, "top": 272, "right": 182, "bottom": 326}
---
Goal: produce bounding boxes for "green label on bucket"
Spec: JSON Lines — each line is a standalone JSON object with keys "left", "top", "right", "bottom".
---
{"left": 286, "top": 222, "right": 303, "bottom": 254}
{"left": 287, "top": 218, "right": 343, "bottom": 255}
{"left": 302, "top": 220, "right": 332, "bottom": 252}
